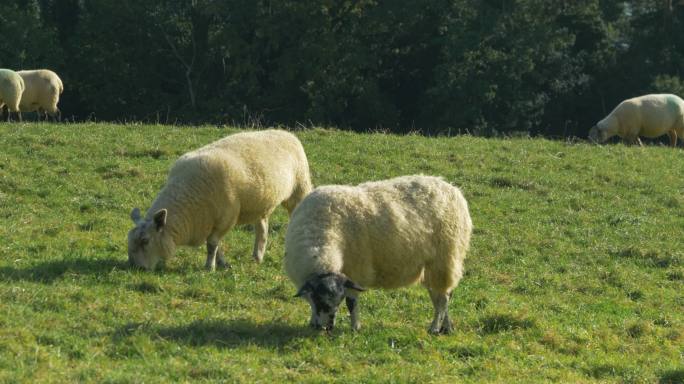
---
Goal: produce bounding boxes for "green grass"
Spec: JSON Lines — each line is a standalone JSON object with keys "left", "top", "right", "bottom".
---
{"left": 0, "top": 123, "right": 682, "bottom": 383}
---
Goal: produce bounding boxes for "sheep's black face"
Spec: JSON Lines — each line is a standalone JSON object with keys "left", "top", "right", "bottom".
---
{"left": 295, "top": 273, "right": 365, "bottom": 332}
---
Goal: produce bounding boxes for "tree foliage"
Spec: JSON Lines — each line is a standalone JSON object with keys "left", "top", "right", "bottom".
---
{"left": 1, "top": 0, "right": 682, "bottom": 136}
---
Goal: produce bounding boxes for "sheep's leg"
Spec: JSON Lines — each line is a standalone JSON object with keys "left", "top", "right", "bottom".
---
{"left": 623, "top": 136, "right": 639, "bottom": 146}
{"left": 669, "top": 130, "right": 678, "bottom": 147}
{"left": 206, "top": 237, "right": 225, "bottom": 271}
{"left": 440, "top": 292, "right": 454, "bottom": 334}
{"left": 428, "top": 289, "right": 452, "bottom": 335}
{"left": 345, "top": 292, "right": 361, "bottom": 331}
{"left": 46, "top": 109, "right": 60, "bottom": 122}
{"left": 215, "top": 243, "right": 230, "bottom": 269}
{"left": 252, "top": 217, "right": 268, "bottom": 263}
{"left": 11, "top": 110, "right": 22, "bottom": 123}
{"left": 635, "top": 137, "right": 643, "bottom": 146}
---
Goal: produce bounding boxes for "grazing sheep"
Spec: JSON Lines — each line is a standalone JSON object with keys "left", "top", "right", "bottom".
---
{"left": 17, "top": 69, "right": 63, "bottom": 121}
{"left": 0, "top": 69, "right": 24, "bottom": 122}
{"left": 285, "top": 175, "right": 472, "bottom": 335}
{"left": 588, "top": 94, "right": 684, "bottom": 146}
{"left": 128, "top": 129, "right": 313, "bottom": 271}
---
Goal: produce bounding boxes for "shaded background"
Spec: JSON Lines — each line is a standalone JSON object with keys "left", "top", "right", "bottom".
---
{"left": 3, "top": 0, "right": 684, "bottom": 137}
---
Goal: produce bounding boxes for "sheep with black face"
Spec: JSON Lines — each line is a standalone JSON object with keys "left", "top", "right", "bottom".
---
{"left": 285, "top": 175, "right": 472, "bottom": 334}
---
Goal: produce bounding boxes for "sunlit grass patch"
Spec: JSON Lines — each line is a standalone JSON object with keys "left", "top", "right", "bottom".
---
{"left": 0, "top": 123, "right": 682, "bottom": 382}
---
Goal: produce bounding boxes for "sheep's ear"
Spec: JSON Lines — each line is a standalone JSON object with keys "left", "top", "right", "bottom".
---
{"left": 130, "top": 208, "right": 142, "bottom": 223}
{"left": 344, "top": 278, "right": 366, "bottom": 292}
{"left": 153, "top": 209, "right": 167, "bottom": 231}
{"left": 294, "top": 282, "right": 312, "bottom": 297}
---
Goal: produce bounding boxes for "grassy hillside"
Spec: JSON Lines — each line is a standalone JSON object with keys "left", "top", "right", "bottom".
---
{"left": 0, "top": 123, "right": 682, "bottom": 383}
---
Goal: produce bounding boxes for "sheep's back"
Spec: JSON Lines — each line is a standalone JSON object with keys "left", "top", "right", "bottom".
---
{"left": 285, "top": 175, "right": 472, "bottom": 289}
{"left": 171, "top": 130, "right": 307, "bottom": 224}
{"left": 615, "top": 94, "right": 684, "bottom": 137}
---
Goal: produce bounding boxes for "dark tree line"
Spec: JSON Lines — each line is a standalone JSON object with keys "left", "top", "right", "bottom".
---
{"left": 2, "top": 0, "right": 684, "bottom": 137}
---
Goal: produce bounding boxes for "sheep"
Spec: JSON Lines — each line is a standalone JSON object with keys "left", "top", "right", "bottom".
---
{"left": 588, "top": 94, "right": 684, "bottom": 146}
{"left": 0, "top": 69, "right": 25, "bottom": 122}
{"left": 17, "top": 69, "right": 63, "bottom": 121}
{"left": 128, "top": 129, "right": 313, "bottom": 271}
{"left": 284, "top": 175, "right": 472, "bottom": 335}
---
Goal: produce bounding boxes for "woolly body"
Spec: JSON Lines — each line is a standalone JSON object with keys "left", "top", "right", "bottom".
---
{"left": 589, "top": 94, "right": 684, "bottom": 146}
{"left": 17, "top": 69, "right": 63, "bottom": 117}
{"left": 0, "top": 69, "right": 25, "bottom": 118}
{"left": 128, "top": 129, "right": 312, "bottom": 270}
{"left": 285, "top": 175, "right": 472, "bottom": 333}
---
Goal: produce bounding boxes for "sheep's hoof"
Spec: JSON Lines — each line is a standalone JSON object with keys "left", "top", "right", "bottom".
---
{"left": 350, "top": 322, "right": 361, "bottom": 332}
{"left": 252, "top": 253, "right": 264, "bottom": 264}
{"left": 216, "top": 259, "right": 231, "bottom": 270}
{"left": 428, "top": 324, "right": 452, "bottom": 335}
{"left": 440, "top": 323, "right": 453, "bottom": 335}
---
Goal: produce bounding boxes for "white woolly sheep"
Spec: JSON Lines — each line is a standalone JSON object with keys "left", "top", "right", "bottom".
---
{"left": 0, "top": 69, "right": 25, "bottom": 122}
{"left": 588, "top": 94, "right": 684, "bottom": 146}
{"left": 285, "top": 175, "right": 472, "bottom": 335}
{"left": 128, "top": 129, "right": 313, "bottom": 271}
{"left": 17, "top": 69, "right": 63, "bottom": 121}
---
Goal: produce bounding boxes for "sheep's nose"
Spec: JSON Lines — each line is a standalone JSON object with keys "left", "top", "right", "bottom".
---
{"left": 127, "top": 256, "right": 144, "bottom": 270}
{"left": 324, "top": 316, "right": 336, "bottom": 333}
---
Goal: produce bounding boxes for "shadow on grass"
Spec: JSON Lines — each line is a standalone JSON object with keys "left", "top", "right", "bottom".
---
{"left": 116, "top": 319, "right": 316, "bottom": 350}
{"left": 0, "top": 257, "right": 128, "bottom": 283}
{"left": 586, "top": 364, "right": 631, "bottom": 380}
{"left": 610, "top": 247, "right": 681, "bottom": 268}
{"left": 660, "top": 369, "right": 684, "bottom": 384}
{"left": 476, "top": 313, "right": 536, "bottom": 335}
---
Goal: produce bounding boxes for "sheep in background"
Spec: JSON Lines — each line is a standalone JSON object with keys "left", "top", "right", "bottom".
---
{"left": 285, "top": 175, "right": 472, "bottom": 335}
{"left": 588, "top": 94, "right": 684, "bottom": 146}
{"left": 17, "top": 69, "right": 63, "bottom": 121}
{"left": 128, "top": 129, "right": 313, "bottom": 271}
{"left": 0, "top": 69, "right": 24, "bottom": 122}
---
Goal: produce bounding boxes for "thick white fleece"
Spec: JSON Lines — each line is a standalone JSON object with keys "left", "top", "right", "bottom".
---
{"left": 17, "top": 69, "right": 63, "bottom": 116}
{"left": 590, "top": 94, "right": 684, "bottom": 145}
{"left": 0, "top": 69, "right": 24, "bottom": 114}
{"left": 284, "top": 175, "right": 472, "bottom": 294}
{"left": 129, "top": 129, "right": 312, "bottom": 268}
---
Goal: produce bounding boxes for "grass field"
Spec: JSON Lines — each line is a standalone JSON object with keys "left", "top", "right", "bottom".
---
{"left": 0, "top": 123, "right": 682, "bottom": 383}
